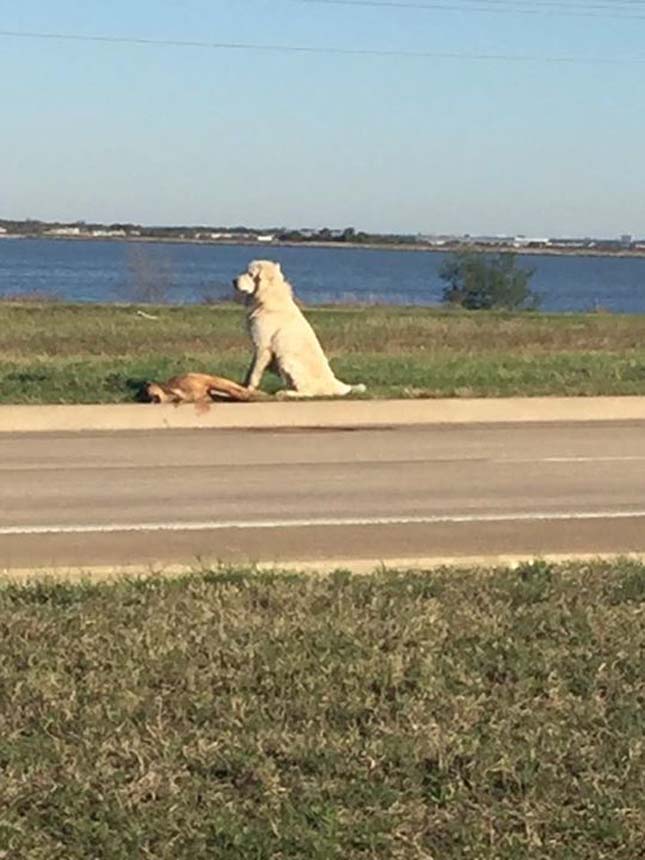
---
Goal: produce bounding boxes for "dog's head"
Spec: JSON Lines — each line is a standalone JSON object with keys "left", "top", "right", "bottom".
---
{"left": 233, "top": 260, "right": 293, "bottom": 308}
{"left": 142, "top": 381, "right": 171, "bottom": 403}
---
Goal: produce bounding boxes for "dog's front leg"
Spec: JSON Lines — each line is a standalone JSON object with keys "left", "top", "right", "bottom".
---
{"left": 245, "top": 348, "right": 273, "bottom": 390}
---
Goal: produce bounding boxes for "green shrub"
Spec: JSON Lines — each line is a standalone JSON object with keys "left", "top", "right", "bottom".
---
{"left": 440, "top": 251, "right": 540, "bottom": 310}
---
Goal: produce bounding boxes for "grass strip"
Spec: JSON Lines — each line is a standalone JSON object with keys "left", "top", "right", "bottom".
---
{"left": 1, "top": 561, "right": 644, "bottom": 858}
{"left": 2, "top": 302, "right": 645, "bottom": 402}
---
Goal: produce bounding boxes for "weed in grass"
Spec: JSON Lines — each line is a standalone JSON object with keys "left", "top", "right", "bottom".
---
{"left": 604, "top": 561, "right": 645, "bottom": 604}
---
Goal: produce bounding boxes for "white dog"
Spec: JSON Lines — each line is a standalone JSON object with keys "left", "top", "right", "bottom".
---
{"left": 233, "top": 260, "right": 366, "bottom": 397}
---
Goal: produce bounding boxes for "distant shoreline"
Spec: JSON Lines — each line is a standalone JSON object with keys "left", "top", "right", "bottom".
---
{"left": 2, "top": 233, "right": 645, "bottom": 259}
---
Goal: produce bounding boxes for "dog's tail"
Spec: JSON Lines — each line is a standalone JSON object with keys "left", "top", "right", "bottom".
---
{"left": 350, "top": 383, "right": 366, "bottom": 394}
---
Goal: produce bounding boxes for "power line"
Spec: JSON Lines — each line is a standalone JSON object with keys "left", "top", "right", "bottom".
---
{"left": 300, "top": 0, "right": 645, "bottom": 20}
{"left": 303, "top": 0, "right": 645, "bottom": 8}
{"left": 0, "top": 29, "right": 643, "bottom": 63}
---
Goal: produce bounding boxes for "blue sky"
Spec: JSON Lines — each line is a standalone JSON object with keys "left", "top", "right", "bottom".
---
{"left": 1, "top": 0, "right": 643, "bottom": 236}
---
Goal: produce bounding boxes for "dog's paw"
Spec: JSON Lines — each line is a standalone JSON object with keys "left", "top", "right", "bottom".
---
{"left": 275, "top": 389, "right": 304, "bottom": 400}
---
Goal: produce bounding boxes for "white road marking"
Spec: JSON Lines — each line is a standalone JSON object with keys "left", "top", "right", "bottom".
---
{"left": 2, "top": 510, "right": 645, "bottom": 536}
{"left": 504, "top": 456, "right": 645, "bottom": 464}
{"left": 3, "top": 455, "right": 645, "bottom": 473}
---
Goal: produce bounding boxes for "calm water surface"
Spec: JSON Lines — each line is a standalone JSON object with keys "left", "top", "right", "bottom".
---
{"left": 1, "top": 238, "right": 645, "bottom": 313}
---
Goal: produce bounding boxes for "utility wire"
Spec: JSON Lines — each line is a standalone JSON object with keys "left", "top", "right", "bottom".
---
{"left": 0, "top": 29, "right": 643, "bottom": 64}
{"left": 342, "top": 0, "right": 645, "bottom": 6}
{"left": 175, "top": 0, "right": 645, "bottom": 19}
{"left": 303, "top": 0, "right": 645, "bottom": 9}
{"left": 300, "top": 0, "right": 645, "bottom": 20}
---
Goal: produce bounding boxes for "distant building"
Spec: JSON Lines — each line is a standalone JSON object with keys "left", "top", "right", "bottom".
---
{"left": 416, "top": 234, "right": 450, "bottom": 246}
{"left": 256, "top": 234, "right": 275, "bottom": 243}
{"left": 551, "top": 238, "right": 588, "bottom": 248}
{"left": 513, "top": 236, "right": 551, "bottom": 248}
{"left": 91, "top": 229, "right": 127, "bottom": 238}
{"left": 468, "top": 235, "right": 514, "bottom": 246}
{"left": 45, "top": 226, "right": 82, "bottom": 236}
{"left": 620, "top": 234, "right": 634, "bottom": 247}
{"left": 0, "top": 226, "right": 7, "bottom": 234}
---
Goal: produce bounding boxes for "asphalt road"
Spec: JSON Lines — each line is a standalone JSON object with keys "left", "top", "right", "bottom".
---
{"left": 2, "top": 422, "right": 645, "bottom": 571}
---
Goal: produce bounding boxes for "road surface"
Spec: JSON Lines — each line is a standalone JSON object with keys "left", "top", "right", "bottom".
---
{"left": 2, "top": 422, "right": 645, "bottom": 571}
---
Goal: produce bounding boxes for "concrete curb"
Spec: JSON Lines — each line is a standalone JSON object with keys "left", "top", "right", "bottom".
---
{"left": 2, "top": 396, "right": 645, "bottom": 433}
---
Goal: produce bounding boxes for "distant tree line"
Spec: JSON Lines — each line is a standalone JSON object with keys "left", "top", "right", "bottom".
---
{"left": 1, "top": 219, "right": 639, "bottom": 261}
{"left": 0, "top": 218, "right": 425, "bottom": 246}
{"left": 277, "top": 226, "right": 418, "bottom": 245}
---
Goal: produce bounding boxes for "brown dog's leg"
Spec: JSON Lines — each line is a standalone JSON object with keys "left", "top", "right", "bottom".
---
{"left": 206, "top": 375, "right": 254, "bottom": 402}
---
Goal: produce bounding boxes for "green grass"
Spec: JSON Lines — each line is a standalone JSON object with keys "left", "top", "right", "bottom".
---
{"left": 1, "top": 562, "right": 644, "bottom": 858}
{"left": 3, "top": 301, "right": 645, "bottom": 402}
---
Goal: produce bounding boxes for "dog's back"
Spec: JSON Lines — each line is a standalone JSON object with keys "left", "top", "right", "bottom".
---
{"left": 144, "top": 373, "right": 256, "bottom": 403}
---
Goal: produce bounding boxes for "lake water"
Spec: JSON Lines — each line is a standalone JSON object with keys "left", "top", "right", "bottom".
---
{"left": 1, "top": 238, "right": 645, "bottom": 313}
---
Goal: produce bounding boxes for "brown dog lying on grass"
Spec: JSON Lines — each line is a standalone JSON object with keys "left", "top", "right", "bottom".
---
{"left": 143, "top": 373, "right": 266, "bottom": 406}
